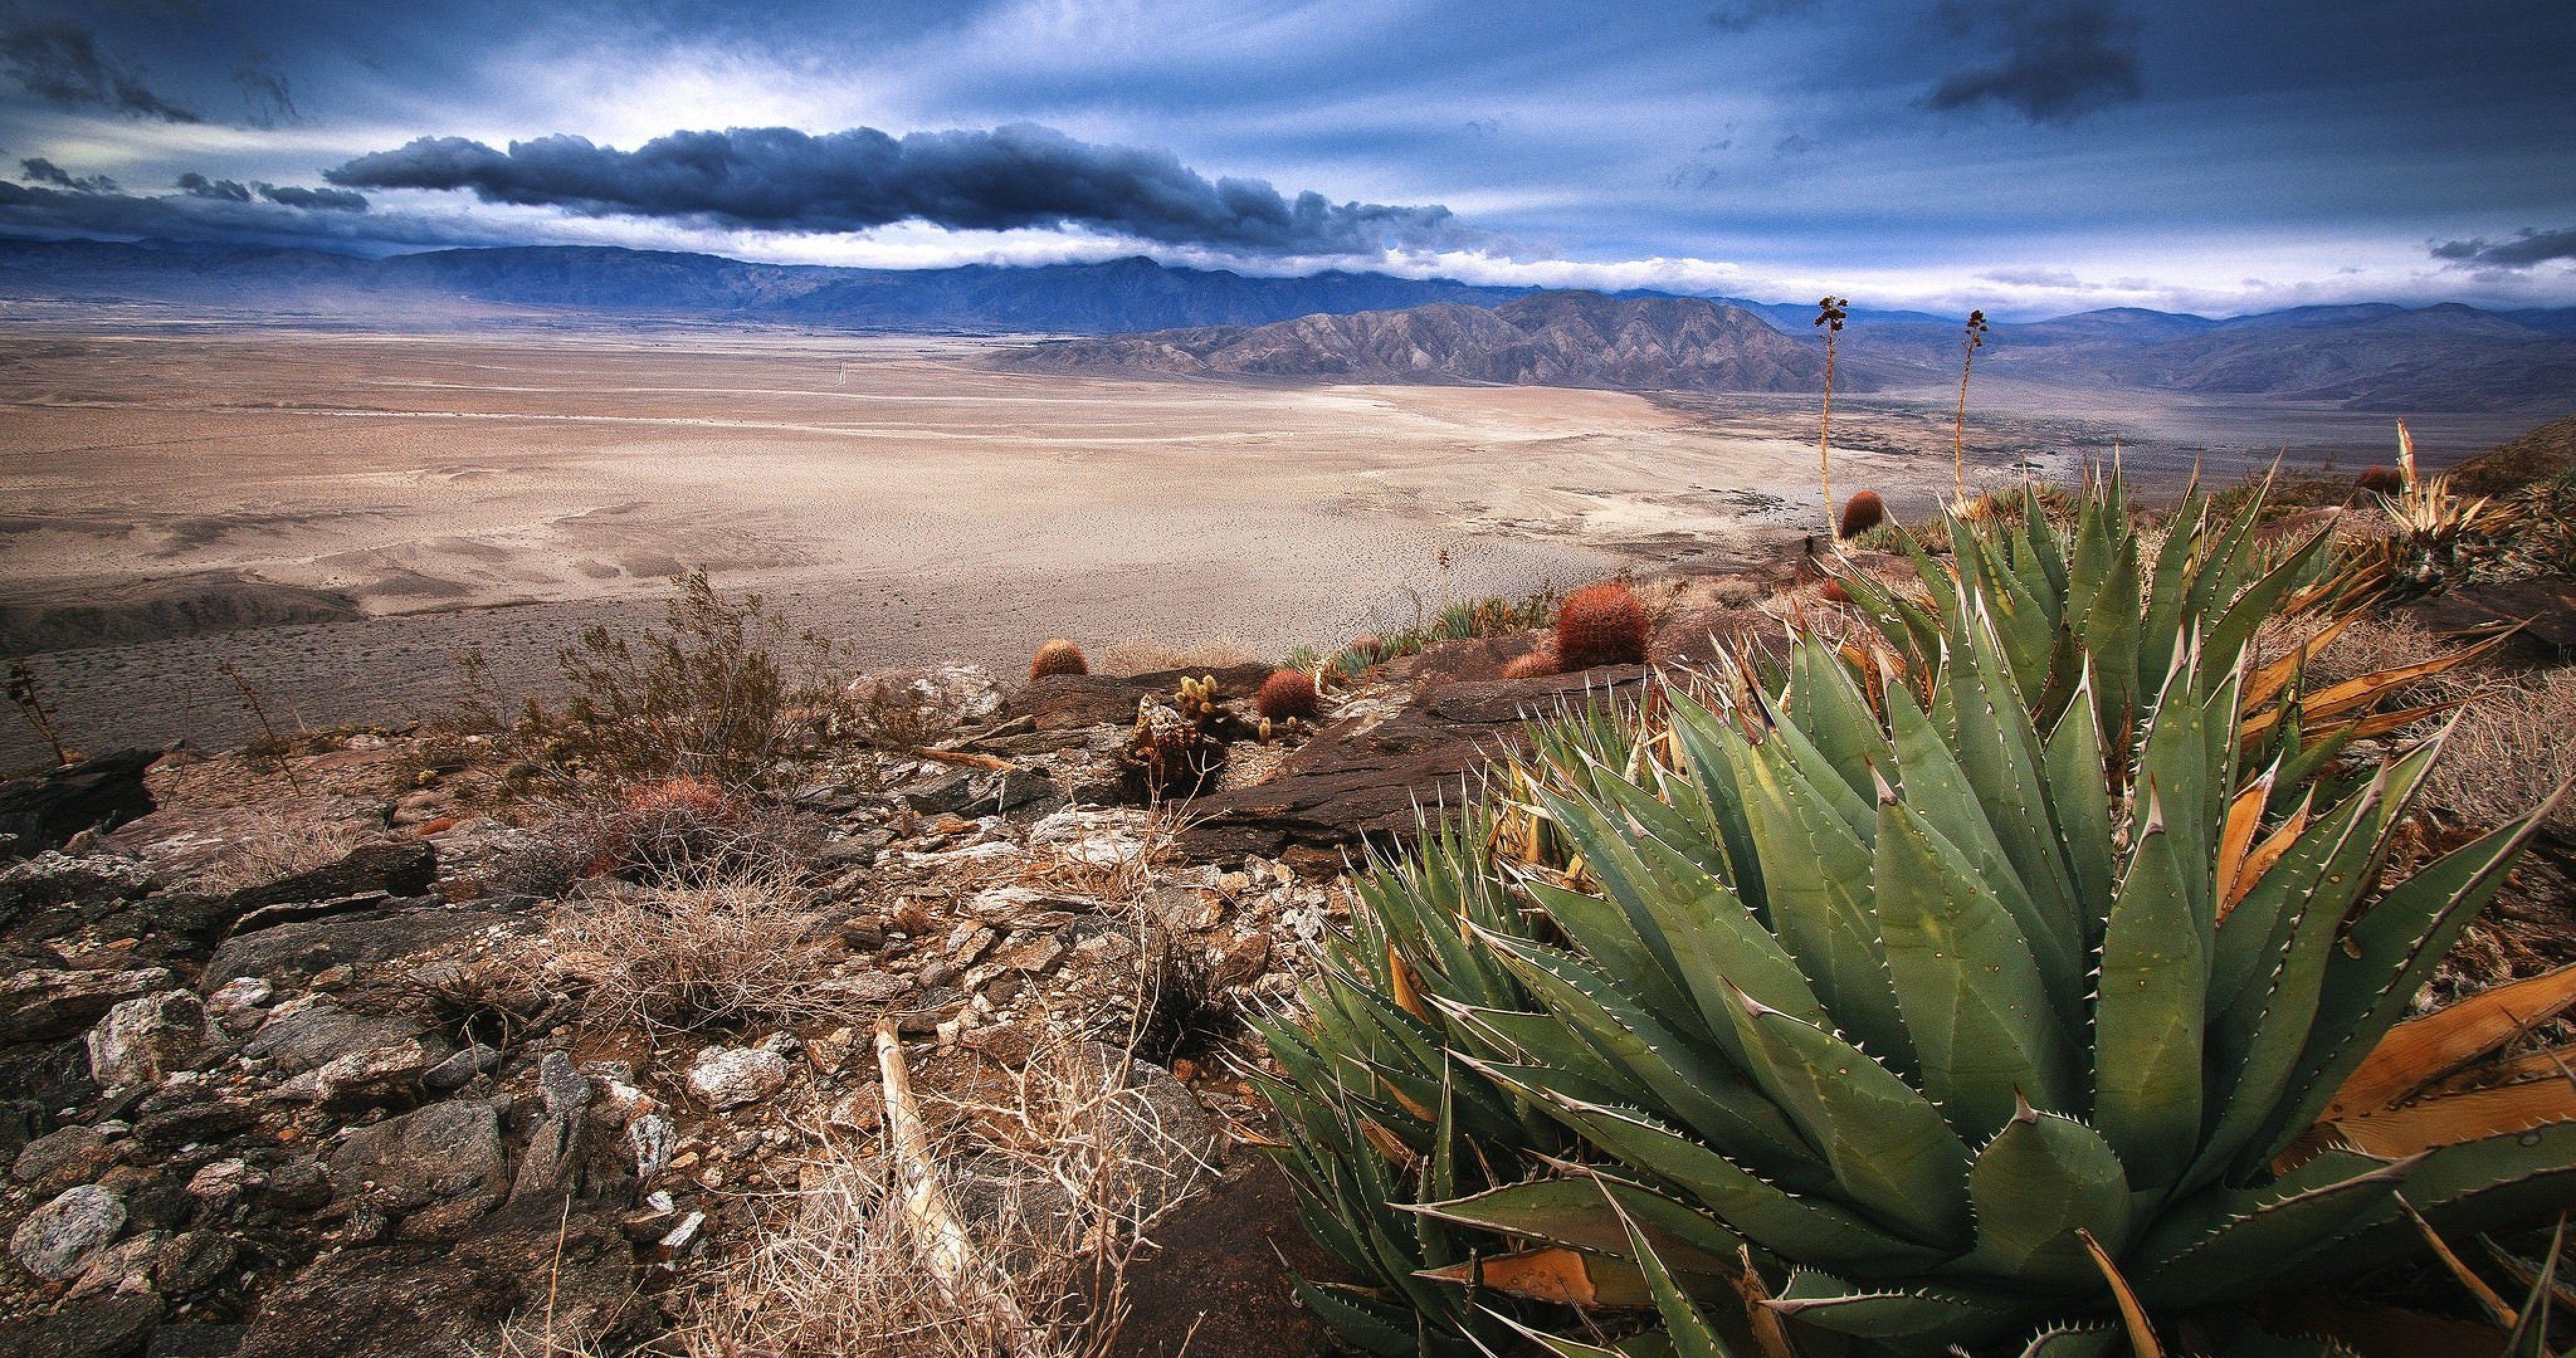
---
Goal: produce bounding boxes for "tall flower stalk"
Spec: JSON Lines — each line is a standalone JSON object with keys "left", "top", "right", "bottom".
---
{"left": 1952, "top": 307, "right": 1989, "bottom": 505}
{"left": 1814, "top": 295, "right": 1848, "bottom": 537}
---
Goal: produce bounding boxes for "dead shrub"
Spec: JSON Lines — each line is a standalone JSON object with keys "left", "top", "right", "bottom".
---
{"left": 178, "top": 811, "right": 372, "bottom": 896}
{"left": 2423, "top": 667, "right": 2576, "bottom": 834}
{"left": 672, "top": 1037, "right": 1208, "bottom": 1358}
{"left": 1097, "top": 637, "right": 1255, "bottom": 676}
{"left": 531, "top": 872, "right": 842, "bottom": 1032}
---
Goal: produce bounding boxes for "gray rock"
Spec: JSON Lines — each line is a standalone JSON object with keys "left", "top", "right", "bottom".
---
{"left": 310, "top": 1035, "right": 452, "bottom": 1110}
{"left": 153, "top": 1230, "right": 238, "bottom": 1296}
{"left": 204, "top": 977, "right": 272, "bottom": 1035}
{"left": 421, "top": 1043, "right": 499, "bottom": 1093}
{"left": 899, "top": 769, "right": 977, "bottom": 814}
{"left": 2, "top": 967, "right": 174, "bottom": 1042}
{"left": 221, "top": 840, "right": 435, "bottom": 914}
{"left": 0, "top": 748, "right": 157, "bottom": 864}
{"left": 146, "top": 1322, "right": 245, "bottom": 1357}
{"left": 13, "top": 1125, "right": 121, "bottom": 1193}
{"left": 200, "top": 903, "right": 520, "bottom": 992}
{"left": 0, "top": 851, "right": 157, "bottom": 918}
{"left": 685, "top": 1046, "right": 789, "bottom": 1109}
{"left": 87, "top": 990, "right": 211, "bottom": 1088}
{"left": 538, "top": 1051, "right": 591, "bottom": 1117}
{"left": 240, "top": 1001, "right": 424, "bottom": 1075}
{"left": 2, "top": 1293, "right": 165, "bottom": 1358}
{"left": 11, "top": 1184, "right": 126, "bottom": 1280}
{"left": 328, "top": 1100, "right": 506, "bottom": 1214}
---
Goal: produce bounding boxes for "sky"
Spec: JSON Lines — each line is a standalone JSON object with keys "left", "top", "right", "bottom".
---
{"left": 1, "top": 0, "right": 2572, "bottom": 318}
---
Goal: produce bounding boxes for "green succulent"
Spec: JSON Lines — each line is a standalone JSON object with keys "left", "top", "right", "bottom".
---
{"left": 1255, "top": 480, "right": 2575, "bottom": 1357}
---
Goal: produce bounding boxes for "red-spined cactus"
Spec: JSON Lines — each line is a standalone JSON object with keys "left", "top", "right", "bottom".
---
{"left": 1554, "top": 583, "right": 1648, "bottom": 670}
{"left": 1029, "top": 638, "right": 1088, "bottom": 680}
{"left": 1837, "top": 489, "right": 1887, "bottom": 539}
{"left": 1255, "top": 668, "right": 1319, "bottom": 721}
{"left": 1501, "top": 644, "right": 1560, "bottom": 680}
{"left": 2356, "top": 465, "right": 2404, "bottom": 495}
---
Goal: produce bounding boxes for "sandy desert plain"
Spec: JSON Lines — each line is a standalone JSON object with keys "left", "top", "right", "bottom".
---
{"left": 0, "top": 316, "right": 2547, "bottom": 766}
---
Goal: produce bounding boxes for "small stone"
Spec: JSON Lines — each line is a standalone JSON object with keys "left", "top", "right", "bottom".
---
{"left": 685, "top": 1046, "right": 789, "bottom": 1109}
{"left": 152, "top": 1230, "right": 237, "bottom": 1296}
{"left": 204, "top": 977, "right": 272, "bottom": 1035}
{"left": 628, "top": 1112, "right": 675, "bottom": 1183}
{"left": 421, "top": 1042, "right": 500, "bottom": 1092}
{"left": 657, "top": 1210, "right": 705, "bottom": 1254}
{"left": 11, "top": 1184, "right": 126, "bottom": 1280}
{"left": 538, "top": 1051, "right": 591, "bottom": 1117}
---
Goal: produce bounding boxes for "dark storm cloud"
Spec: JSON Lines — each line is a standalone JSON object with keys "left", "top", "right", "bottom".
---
{"left": 0, "top": 13, "right": 199, "bottom": 121}
{"left": 1706, "top": 0, "right": 1818, "bottom": 33}
{"left": 1924, "top": 0, "right": 2142, "bottom": 124}
{"left": 175, "top": 170, "right": 366, "bottom": 211}
{"left": 0, "top": 177, "right": 478, "bottom": 251}
{"left": 327, "top": 123, "right": 1466, "bottom": 255}
{"left": 19, "top": 156, "right": 114, "bottom": 192}
{"left": 2431, "top": 228, "right": 2576, "bottom": 270}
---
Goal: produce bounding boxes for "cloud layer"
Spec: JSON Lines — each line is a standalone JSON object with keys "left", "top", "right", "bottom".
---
{"left": 1925, "top": 0, "right": 2143, "bottom": 124}
{"left": 328, "top": 123, "right": 1465, "bottom": 257}
{"left": 0, "top": 13, "right": 197, "bottom": 121}
{"left": 2433, "top": 228, "right": 2576, "bottom": 271}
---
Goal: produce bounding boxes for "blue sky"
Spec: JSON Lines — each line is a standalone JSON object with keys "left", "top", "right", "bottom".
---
{"left": 3, "top": 0, "right": 2572, "bottom": 317}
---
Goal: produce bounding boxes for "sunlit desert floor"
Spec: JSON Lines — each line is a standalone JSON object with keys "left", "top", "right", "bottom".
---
{"left": 0, "top": 321, "right": 2543, "bottom": 764}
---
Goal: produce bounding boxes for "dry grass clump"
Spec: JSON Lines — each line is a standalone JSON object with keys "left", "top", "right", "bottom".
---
{"left": 1097, "top": 636, "right": 1257, "bottom": 676}
{"left": 2423, "top": 667, "right": 2576, "bottom": 835}
{"left": 672, "top": 1039, "right": 1209, "bottom": 1358}
{"left": 177, "top": 810, "right": 373, "bottom": 895}
{"left": 530, "top": 871, "right": 841, "bottom": 1032}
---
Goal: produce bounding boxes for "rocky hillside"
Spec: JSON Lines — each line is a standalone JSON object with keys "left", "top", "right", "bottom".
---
{"left": 1000, "top": 291, "right": 1850, "bottom": 392}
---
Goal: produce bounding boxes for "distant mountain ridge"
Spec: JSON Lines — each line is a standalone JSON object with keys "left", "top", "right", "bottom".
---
{"left": 1002, "top": 292, "right": 1852, "bottom": 392}
{"left": 3, "top": 237, "right": 2572, "bottom": 409}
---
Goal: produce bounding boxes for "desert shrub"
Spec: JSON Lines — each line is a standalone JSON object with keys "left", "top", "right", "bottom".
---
{"left": 1253, "top": 669, "right": 1319, "bottom": 721}
{"left": 1095, "top": 636, "right": 1255, "bottom": 675}
{"left": 533, "top": 871, "right": 840, "bottom": 1032}
{"left": 672, "top": 1037, "right": 1208, "bottom": 1358}
{"left": 1029, "top": 638, "right": 1089, "bottom": 680}
{"left": 177, "top": 811, "right": 372, "bottom": 896}
{"left": 1835, "top": 487, "right": 1887, "bottom": 538}
{"left": 1553, "top": 581, "right": 1649, "bottom": 670}
{"left": 500, "top": 570, "right": 856, "bottom": 793}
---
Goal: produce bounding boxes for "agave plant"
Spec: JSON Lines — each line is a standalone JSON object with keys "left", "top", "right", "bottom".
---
{"left": 1256, "top": 482, "right": 2576, "bottom": 1357}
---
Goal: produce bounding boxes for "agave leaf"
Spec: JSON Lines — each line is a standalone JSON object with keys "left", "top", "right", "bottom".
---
{"left": 1613, "top": 1193, "right": 1750, "bottom": 1358}
{"left": 2131, "top": 1155, "right": 2417, "bottom": 1306}
{"left": 2281, "top": 1122, "right": 2576, "bottom": 1284}
{"left": 1474, "top": 928, "right": 1820, "bottom": 1176}
{"left": 2017, "top": 1327, "right": 2121, "bottom": 1358}
{"left": 2327, "top": 1081, "right": 2576, "bottom": 1159}
{"left": 1717, "top": 982, "right": 1975, "bottom": 1247}
{"left": 2091, "top": 794, "right": 2209, "bottom": 1193}
{"left": 2241, "top": 609, "right": 2357, "bottom": 717}
{"left": 1410, "top": 1174, "right": 1744, "bottom": 1274}
{"left": 1616, "top": 827, "right": 1833, "bottom": 1044}
{"left": 2328, "top": 966, "right": 2576, "bottom": 1120}
{"left": 1941, "top": 602, "right": 2086, "bottom": 965}
{"left": 1780, "top": 638, "right": 1896, "bottom": 802}
{"left": 1873, "top": 794, "right": 2077, "bottom": 1136}
{"left": 1890, "top": 680, "right": 2087, "bottom": 1025}
{"left": 2043, "top": 668, "right": 2120, "bottom": 958}
{"left": 1960, "top": 1096, "right": 2135, "bottom": 1286}
{"left": 1767, "top": 1271, "right": 2026, "bottom": 1346}
{"left": 2261, "top": 794, "right": 2565, "bottom": 1166}
{"left": 1295, "top": 1279, "right": 1421, "bottom": 1358}
{"left": 1731, "top": 741, "right": 1918, "bottom": 1074}
{"left": 1483, "top": 1077, "right": 1950, "bottom": 1274}
{"left": 1416, "top": 1249, "right": 1659, "bottom": 1308}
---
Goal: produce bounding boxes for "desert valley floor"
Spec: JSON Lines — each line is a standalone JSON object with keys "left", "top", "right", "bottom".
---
{"left": 0, "top": 321, "right": 2549, "bottom": 765}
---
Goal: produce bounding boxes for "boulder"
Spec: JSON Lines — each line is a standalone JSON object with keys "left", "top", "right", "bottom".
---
{"left": 1011, "top": 663, "right": 1276, "bottom": 732}
{"left": 0, "top": 1293, "right": 165, "bottom": 1358}
{"left": 0, "top": 851, "right": 157, "bottom": 922}
{"left": 2399, "top": 575, "right": 2576, "bottom": 665}
{"left": 200, "top": 903, "right": 521, "bottom": 991}
{"left": 236, "top": 1217, "right": 631, "bottom": 1358}
{"left": 221, "top": 841, "right": 437, "bottom": 915}
{"left": 13, "top": 1125, "right": 122, "bottom": 1193}
{"left": 11, "top": 1183, "right": 126, "bottom": 1280}
{"left": 87, "top": 990, "right": 211, "bottom": 1088}
{"left": 240, "top": 1000, "right": 425, "bottom": 1076}
{"left": 328, "top": 1098, "right": 508, "bottom": 1215}
{"left": 0, "top": 749, "right": 157, "bottom": 862}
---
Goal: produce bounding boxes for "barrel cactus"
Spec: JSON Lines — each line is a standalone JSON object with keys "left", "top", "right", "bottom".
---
{"left": 1556, "top": 582, "right": 1650, "bottom": 671}
{"left": 1030, "top": 638, "right": 1088, "bottom": 680}
{"left": 1838, "top": 487, "right": 1887, "bottom": 539}
{"left": 1255, "top": 476, "right": 2575, "bottom": 1357}
{"left": 1258, "top": 668, "right": 1321, "bottom": 721}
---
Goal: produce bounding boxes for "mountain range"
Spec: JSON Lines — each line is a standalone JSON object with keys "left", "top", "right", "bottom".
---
{"left": 4, "top": 237, "right": 2572, "bottom": 411}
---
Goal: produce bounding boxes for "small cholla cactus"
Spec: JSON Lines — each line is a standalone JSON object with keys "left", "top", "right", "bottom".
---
{"left": 1838, "top": 489, "right": 1887, "bottom": 539}
{"left": 1029, "top": 638, "right": 1087, "bottom": 681}
{"left": 1554, "top": 582, "right": 1648, "bottom": 671}
{"left": 2356, "top": 465, "right": 2404, "bottom": 495}
{"left": 1255, "top": 669, "right": 1319, "bottom": 721}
